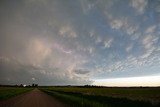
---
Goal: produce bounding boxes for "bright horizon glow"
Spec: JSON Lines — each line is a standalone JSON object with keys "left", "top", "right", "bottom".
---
{"left": 93, "top": 75, "right": 160, "bottom": 87}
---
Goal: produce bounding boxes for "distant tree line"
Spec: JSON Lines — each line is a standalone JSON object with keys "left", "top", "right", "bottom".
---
{"left": 0, "top": 83, "right": 38, "bottom": 87}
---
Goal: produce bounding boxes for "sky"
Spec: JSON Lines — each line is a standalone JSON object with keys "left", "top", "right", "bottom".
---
{"left": 0, "top": 0, "right": 160, "bottom": 86}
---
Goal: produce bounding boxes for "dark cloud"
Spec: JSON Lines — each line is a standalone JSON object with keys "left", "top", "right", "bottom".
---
{"left": 0, "top": 56, "right": 92, "bottom": 85}
{"left": 0, "top": 0, "right": 160, "bottom": 86}
{"left": 74, "top": 69, "right": 91, "bottom": 74}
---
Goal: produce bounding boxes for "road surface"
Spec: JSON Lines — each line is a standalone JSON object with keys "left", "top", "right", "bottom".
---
{"left": 0, "top": 89, "right": 66, "bottom": 107}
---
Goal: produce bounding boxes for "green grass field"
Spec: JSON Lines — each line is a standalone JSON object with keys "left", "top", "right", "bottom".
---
{"left": 0, "top": 87, "right": 33, "bottom": 100}
{"left": 40, "top": 86, "right": 160, "bottom": 107}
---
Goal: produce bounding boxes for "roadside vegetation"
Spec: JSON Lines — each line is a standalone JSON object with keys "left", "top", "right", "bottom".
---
{"left": 0, "top": 87, "right": 33, "bottom": 100}
{"left": 40, "top": 86, "right": 160, "bottom": 107}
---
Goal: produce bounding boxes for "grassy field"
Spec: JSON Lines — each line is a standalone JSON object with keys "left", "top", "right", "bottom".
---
{"left": 40, "top": 86, "right": 160, "bottom": 107}
{"left": 0, "top": 87, "right": 33, "bottom": 100}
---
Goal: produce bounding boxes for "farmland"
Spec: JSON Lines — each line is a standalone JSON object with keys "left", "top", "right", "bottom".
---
{"left": 0, "top": 86, "right": 160, "bottom": 107}
{"left": 0, "top": 87, "right": 33, "bottom": 100}
{"left": 40, "top": 86, "right": 160, "bottom": 107}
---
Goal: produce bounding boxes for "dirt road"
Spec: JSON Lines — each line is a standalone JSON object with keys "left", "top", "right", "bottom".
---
{"left": 0, "top": 89, "right": 66, "bottom": 107}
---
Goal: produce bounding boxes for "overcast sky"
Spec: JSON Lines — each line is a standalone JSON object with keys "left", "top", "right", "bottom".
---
{"left": 0, "top": 0, "right": 160, "bottom": 86}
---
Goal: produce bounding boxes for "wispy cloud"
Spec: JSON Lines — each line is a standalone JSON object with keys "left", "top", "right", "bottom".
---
{"left": 126, "top": 44, "right": 133, "bottom": 52}
{"left": 130, "top": 0, "right": 148, "bottom": 14}
{"left": 59, "top": 25, "right": 77, "bottom": 38}
{"left": 145, "top": 25, "right": 157, "bottom": 34}
{"left": 103, "top": 38, "right": 113, "bottom": 48}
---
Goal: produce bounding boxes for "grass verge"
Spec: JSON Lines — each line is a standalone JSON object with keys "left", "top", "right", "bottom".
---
{"left": 41, "top": 87, "right": 160, "bottom": 107}
{"left": 0, "top": 87, "right": 33, "bottom": 100}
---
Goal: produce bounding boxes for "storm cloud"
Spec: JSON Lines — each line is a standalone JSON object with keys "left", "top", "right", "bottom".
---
{"left": 0, "top": 0, "right": 160, "bottom": 86}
